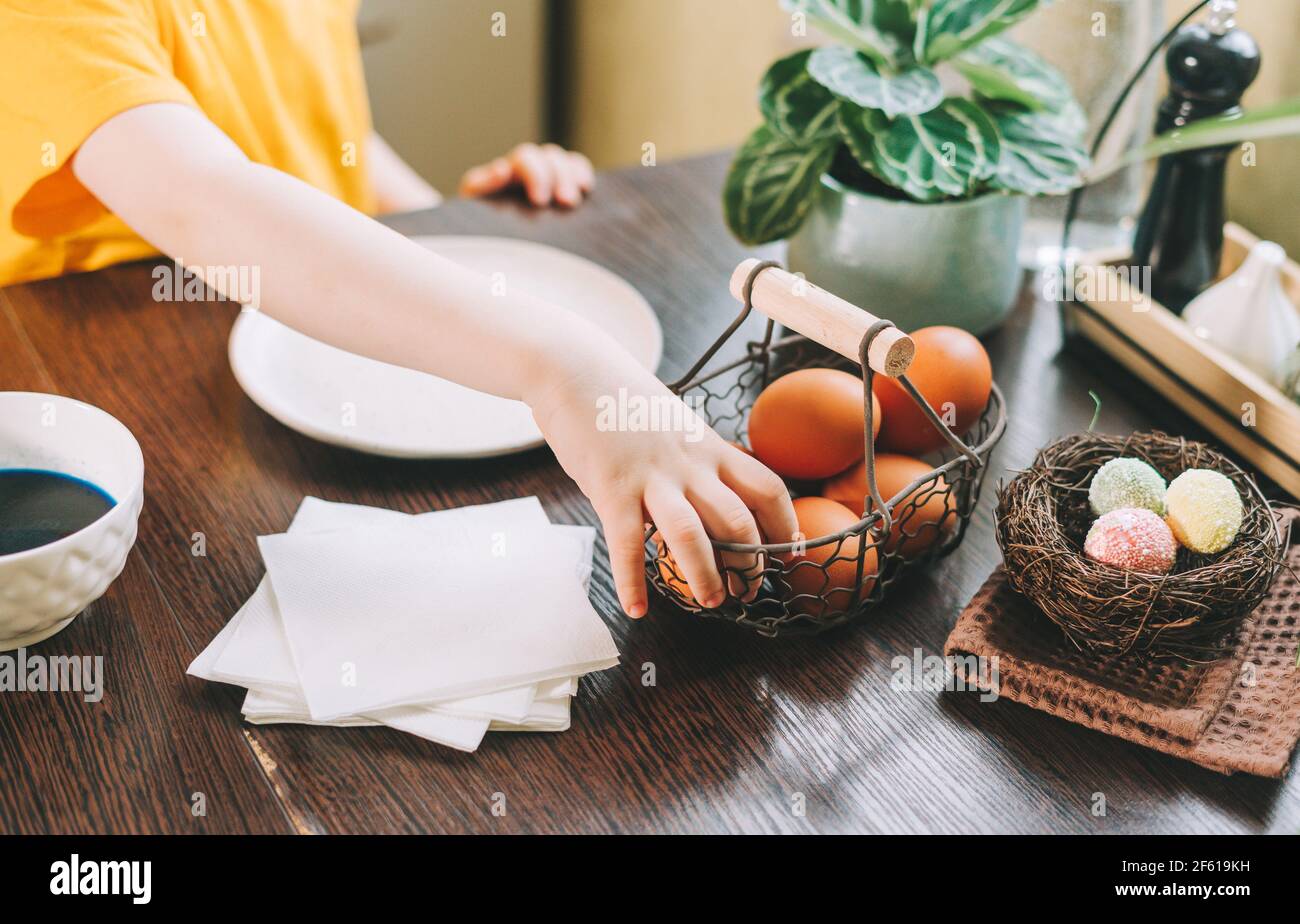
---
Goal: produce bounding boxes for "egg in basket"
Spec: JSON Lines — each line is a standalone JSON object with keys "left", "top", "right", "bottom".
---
{"left": 645, "top": 260, "right": 1006, "bottom": 637}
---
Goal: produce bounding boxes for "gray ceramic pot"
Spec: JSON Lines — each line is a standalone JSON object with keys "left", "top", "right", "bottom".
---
{"left": 786, "top": 174, "right": 1027, "bottom": 335}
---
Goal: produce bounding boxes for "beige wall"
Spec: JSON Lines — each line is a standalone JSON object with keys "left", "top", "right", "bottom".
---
{"left": 564, "top": 0, "right": 801, "bottom": 167}
{"left": 359, "top": 0, "right": 547, "bottom": 194}
{"left": 1227, "top": 0, "right": 1300, "bottom": 255}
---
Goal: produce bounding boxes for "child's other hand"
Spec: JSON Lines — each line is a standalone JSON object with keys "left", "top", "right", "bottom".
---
{"left": 459, "top": 143, "right": 594, "bottom": 209}
{"left": 527, "top": 354, "right": 797, "bottom": 619}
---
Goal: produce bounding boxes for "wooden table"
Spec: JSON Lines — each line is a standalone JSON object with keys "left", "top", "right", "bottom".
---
{"left": 2, "top": 154, "right": 1296, "bottom": 834}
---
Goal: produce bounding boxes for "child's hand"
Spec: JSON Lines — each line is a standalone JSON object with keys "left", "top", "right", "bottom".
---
{"left": 459, "top": 143, "right": 595, "bottom": 209}
{"left": 527, "top": 352, "right": 798, "bottom": 619}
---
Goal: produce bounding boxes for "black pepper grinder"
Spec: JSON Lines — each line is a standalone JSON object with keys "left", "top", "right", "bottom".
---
{"left": 1131, "top": 0, "right": 1260, "bottom": 314}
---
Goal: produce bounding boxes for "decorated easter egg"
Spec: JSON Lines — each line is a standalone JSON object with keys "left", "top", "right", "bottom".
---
{"left": 1088, "top": 457, "right": 1167, "bottom": 516}
{"left": 748, "top": 369, "right": 879, "bottom": 480}
{"left": 1083, "top": 507, "right": 1178, "bottom": 574}
{"left": 778, "top": 496, "right": 877, "bottom": 616}
{"left": 822, "top": 453, "right": 952, "bottom": 556}
{"left": 1164, "top": 469, "right": 1243, "bottom": 554}
{"left": 873, "top": 326, "right": 992, "bottom": 455}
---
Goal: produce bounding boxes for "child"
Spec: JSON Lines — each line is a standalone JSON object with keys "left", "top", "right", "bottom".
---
{"left": 0, "top": 0, "right": 796, "bottom": 618}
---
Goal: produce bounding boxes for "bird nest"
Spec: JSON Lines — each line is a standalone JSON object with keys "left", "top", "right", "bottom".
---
{"left": 995, "top": 431, "right": 1287, "bottom": 659}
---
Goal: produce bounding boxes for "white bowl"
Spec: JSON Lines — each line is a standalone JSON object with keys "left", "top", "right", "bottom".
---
{"left": 0, "top": 393, "right": 144, "bottom": 650}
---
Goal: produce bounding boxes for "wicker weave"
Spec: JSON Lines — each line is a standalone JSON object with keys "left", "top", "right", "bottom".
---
{"left": 945, "top": 511, "right": 1300, "bottom": 777}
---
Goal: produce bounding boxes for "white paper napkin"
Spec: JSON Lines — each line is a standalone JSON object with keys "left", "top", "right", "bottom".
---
{"left": 238, "top": 687, "right": 494, "bottom": 751}
{"left": 201, "top": 499, "right": 595, "bottom": 716}
{"left": 187, "top": 495, "right": 615, "bottom": 747}
{"left": 240, "top": 685, "right": 570, "bottom": 736}
{"left": 262, "top": 517, "right": 617, "bottom": 721}
{"left": 209, "top": 578, "right": 541, "bottom": 718}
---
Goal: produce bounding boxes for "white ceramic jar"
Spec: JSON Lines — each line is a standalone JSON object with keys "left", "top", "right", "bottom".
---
{"left": 0, "top": 393, "right": 144, "bottom": 649}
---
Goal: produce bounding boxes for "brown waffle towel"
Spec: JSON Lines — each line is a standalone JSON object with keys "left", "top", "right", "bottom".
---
{"left": 945, "top": 513, "right": 1300, "bottom": 778}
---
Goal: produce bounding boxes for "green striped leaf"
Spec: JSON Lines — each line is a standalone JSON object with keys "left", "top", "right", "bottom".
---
{"left": 954, "top": 37, "right": 1072, "bottom": 112}
{"left": 842, "top": 98, "right": 1000, "bottom": 201}
{"left": 808, "top": 46, "right": 942, "bottom": 118}
{"left": 835, "top": 103, "right": 892, "bottom": 187}
{"left": 780, "top": 0, "right": 903, "bottom": 66}
{"left": 987, "top": 103, "right": 1089, "bottom": 195}
{"left": 723, "top": 124, "right": 836, "bottom": 245}
{"left": 759, "top": 50, "right": 841, "bottom": 143}
{"left": 920, "top": 0, "right": 1043, "bottom": 63}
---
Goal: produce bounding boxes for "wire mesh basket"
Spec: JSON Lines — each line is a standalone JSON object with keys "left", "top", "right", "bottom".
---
{"left": 645, "top": 260, "right": 1007, "bottom": 637}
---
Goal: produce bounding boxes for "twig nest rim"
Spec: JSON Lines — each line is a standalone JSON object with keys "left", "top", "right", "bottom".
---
{"left": 995, "top": 431, "right": 1282, "bottom": 658}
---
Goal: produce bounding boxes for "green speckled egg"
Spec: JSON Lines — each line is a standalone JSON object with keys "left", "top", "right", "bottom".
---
{"left": 1088, "top": 457, "right": 1167, "bottom": 517}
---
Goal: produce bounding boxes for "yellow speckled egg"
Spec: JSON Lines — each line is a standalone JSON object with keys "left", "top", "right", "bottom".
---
{"left": 1164, "top": 469, "right": 1243, "bottom": 554}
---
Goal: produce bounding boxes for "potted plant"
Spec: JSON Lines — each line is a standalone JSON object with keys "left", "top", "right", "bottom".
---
{"left": 724, "top": 0, "right": 1091, "bottom": 334}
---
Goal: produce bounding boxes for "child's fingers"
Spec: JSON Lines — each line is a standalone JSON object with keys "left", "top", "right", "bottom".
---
{"left": 570, "top": 152, "right": 596, "bottom": 193}
{"left": 462, "top": 145, "right": 590, "bottom": 206}
{"left": 719, "top": 450, "right": 799, "bottom": 547}
{"left": 542, "top": 144, "right": 580, "bottom": 207}
{"left": 596, "top": 498, "right": 651, "bottom": 619}
{"left": 458, "top": 157, "right": 512, "bottom": 197}
{"left": 508, "top": 143, "right": 553, "bottom": 206}
{"left": 684, "top": 479, "right": 765, "bottom": 601}
{"left": 645, "top": 482, "right": 726, "bottom": 609}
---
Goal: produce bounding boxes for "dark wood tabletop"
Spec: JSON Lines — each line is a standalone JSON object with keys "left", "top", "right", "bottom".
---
{"left": 2, "top": 154, "right": 1296, "bottom": 834}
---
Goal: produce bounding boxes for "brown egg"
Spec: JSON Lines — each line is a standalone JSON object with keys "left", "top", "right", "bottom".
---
{"left": 778, "top": 496, "right": 878, "bottom": 616}
{"left": 823, "top": 453, "right": 953, "bottom": 557}
{"left": 873, "top": 326, "right": 991, "bottom": 455}
{"left": 748, "top": 368, "right": 881, "bottom": 480}
{"left": 654, "top": 538, "right": 696, "bottom": 606}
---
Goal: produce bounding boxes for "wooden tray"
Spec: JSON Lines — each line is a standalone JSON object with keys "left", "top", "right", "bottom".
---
{"left": 1063, "top": 222, "right": 1300, "bottom": 499}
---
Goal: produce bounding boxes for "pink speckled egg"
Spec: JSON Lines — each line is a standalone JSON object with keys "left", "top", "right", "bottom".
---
{"left": 1083, "top": 507, "right": 1178, "bottom": 574}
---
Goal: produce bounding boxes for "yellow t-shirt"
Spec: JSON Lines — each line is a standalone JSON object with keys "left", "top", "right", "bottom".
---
{"left": 0, "top": 0, "right": 376, "bottom": 286}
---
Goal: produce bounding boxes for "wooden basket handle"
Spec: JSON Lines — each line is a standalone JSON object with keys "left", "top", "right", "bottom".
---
{"left": 729, "top": 258, "right": 914, "bottom": 377}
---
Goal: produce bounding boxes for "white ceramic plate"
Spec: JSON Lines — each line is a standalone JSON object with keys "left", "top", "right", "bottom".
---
{"left": 228, "top": 236, "right": 662, "bottom": 459}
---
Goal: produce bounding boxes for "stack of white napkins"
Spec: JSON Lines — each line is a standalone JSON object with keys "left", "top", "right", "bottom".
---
{"left": 187, "top": 496, "right": 619, "bottom": 752}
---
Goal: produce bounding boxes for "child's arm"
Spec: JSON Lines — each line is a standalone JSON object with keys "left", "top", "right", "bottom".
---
{"left": 73, "top": 102, "right": 797, "bottom": 617}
